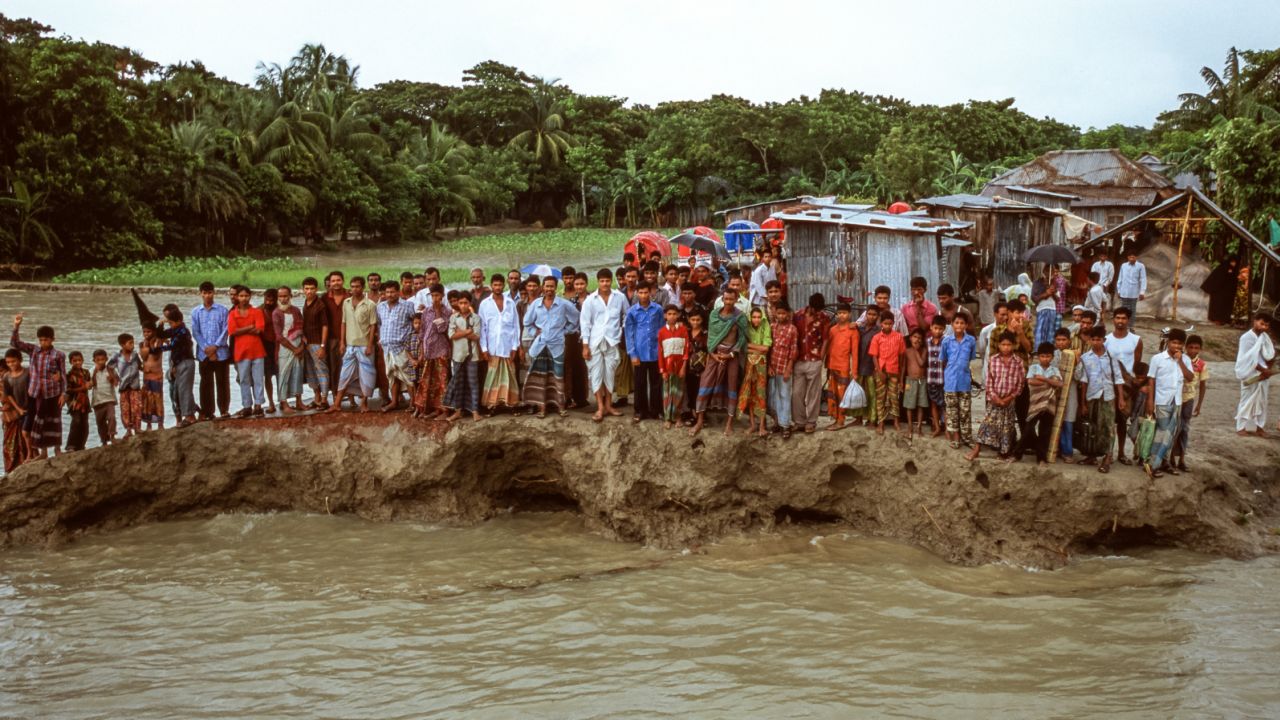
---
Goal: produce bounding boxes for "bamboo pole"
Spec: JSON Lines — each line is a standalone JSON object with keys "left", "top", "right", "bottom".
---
{"left": 1171, "top": 196, "right": 1194, "bottom": 320}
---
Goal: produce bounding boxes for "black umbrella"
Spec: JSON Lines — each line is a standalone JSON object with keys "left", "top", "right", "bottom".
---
{"left": 131, "top": 288, "right": 161, "bottom": 328}
{"left": 669, "top": 232, "right": 730, "bottom": 260}
{"left": 1023, "top": 244, "right": 1080, "bottom": 265}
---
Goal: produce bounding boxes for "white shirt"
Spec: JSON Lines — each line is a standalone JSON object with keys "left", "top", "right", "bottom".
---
{"left": 477, "top": 294, "right": 520, "bottom": 357}
{"left": 1116, "top": 261, "right": 1147, "bottom": 299}
{"left": 579, "top": 290, "right": 628, "bottom": 351}
{"left": 748, "top": 263, "right": 776, "bottom": 306}
{"left": 1147, "top": 350, "right": 1192, "bottom": 406}
{"left": 712, "top": 294, "right": 752, "bottom": 316}
{"left": 1091, "top": 260, "right": 1115, "bottom": 289}
{"left": 1104, "top": 331, "right": 1141, "bottom": 374}
{"left": 411, "top": 287, "right": 436, "bottom": 312}
{"left": 1084, "top": 284, "right": 1108, "bottom": 315}
{"left": 978, "top": 322, "right": 996, "bottom": 383}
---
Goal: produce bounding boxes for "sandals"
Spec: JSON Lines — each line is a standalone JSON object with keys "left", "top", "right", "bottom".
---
{"left": 1116, "top": 457, "right": 1132, "bottom": 466}
{"left": 1098, "top": 464, "right": 1110, "bottom": 473}
{"left": 782, "top": 429, "right": 792, "bottom": 440}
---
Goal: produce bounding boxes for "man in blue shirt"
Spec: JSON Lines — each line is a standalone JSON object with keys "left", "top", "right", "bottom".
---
{"left": 625, "top": 282, "right": 665, "bottom": 421}
{"left": 521, "top": 276, "right": 579, "bottom": 417}
{"left": 938, "top": 314, "right": 977, "bottom": 447}
{"left": 190, "top": 280, "right": 231, "bottom": 420}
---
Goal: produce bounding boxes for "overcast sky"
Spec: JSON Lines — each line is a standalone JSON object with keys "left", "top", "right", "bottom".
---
{"left": 12, "top": 0, "right": 1278, "bottom": 129}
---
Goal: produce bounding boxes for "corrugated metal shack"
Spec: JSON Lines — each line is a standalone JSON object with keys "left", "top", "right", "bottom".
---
{"left": 915, "top": 193, "right": 1064, "bottom": 289}
{"left": 983, "top": 149, "right": 1177, "bottom": 231}
{"left": 776, "top": 206, "right": 972, "bottom": 311}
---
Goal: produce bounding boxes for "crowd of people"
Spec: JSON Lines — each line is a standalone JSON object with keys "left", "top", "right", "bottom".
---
{"left": 2, "top": 248, "right": 1276, "bottom": 481}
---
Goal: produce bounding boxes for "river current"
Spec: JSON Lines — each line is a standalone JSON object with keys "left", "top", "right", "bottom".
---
{"left": 3, "top": 287, "right": 1280, "bottom": 717}
{"left": 1, "top": 513, "right": 1277, "bottom": 718}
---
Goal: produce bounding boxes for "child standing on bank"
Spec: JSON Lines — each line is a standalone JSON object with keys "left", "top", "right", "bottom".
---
{"left": 443, "top": 294, "right": 484, "bottom": 423}
{"left": 139, "top": 325, "right": 165, "bottom": 430}
{"left": 768, "top": 303, "right": 798, "bottom": 438}
{"left": 1171, "top": 334, "right": 1208, "bottom": 472}
{"left": 2, "top": 348, "right": 30, "bottom": 471}
{"left": 64, "top": 351, "right": 91, "bottom": 452}
{"left": 854, "top": 305, "right": 880, "bottom": 427}
{"left": 1023, "top": 342, "right": 1063, "bottom": 466}
{"left": 868, "top": 311, "right": 905, "bottom": 435}
{"left": 902, "top": 329, "right": 929, "bottom": 438}
{"left": 739, "top": 307, "right": 773, "bottom": 437}
{"left": 111, "top": 333, "right": 142, "bottom": 438}
{"left": 89, "top": 349, "right": 119, "bottom": 446}
{"left": 967, "top": 332, "right": 1026, "bottom": 462}
{"left": 657, "top": 304, "right": 690, "bottom": 429}
{"left": 824, "top": 303, "right": 857, "bottom": 432}
{"left": 925, "top": 316, "right": 947, "bottom": 437}
{"left": 939, "top": 314, "right": 976, "bottom": 449}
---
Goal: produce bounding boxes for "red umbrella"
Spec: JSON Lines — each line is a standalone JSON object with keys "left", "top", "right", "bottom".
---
{"left": 887, "top": 201, "right": 912, "bottom": 214}
{"left": 624, "top": 231, "right": 671, "bottom": 261}
{"left": 686, "top": 226, "right": 721, "bottom": 241}
{"left": 760, "top": 217, "right": 785, "bottom": 250}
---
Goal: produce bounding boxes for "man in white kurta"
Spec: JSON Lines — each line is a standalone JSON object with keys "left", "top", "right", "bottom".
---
{"left": 1234, "top": 314, "right": 1275, "bottom": 435}
{"left": 579, "top": 269, "right": 629, "bottom": 421}
{"left": 477, "top": 277, "right": 522, "bottom": 410}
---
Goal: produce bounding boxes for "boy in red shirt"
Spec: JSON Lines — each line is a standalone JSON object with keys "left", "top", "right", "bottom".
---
{"left": 657, "top": 304, "right": 690, "bottom": 429}
{"left": 824, "top": 303, "right": 858, "bottom": 431}
{"left": 226, "top": 284, "right": 268, "bottom": 417}
{"left": 868, "top": 310, "right": 906, "bottom": 435}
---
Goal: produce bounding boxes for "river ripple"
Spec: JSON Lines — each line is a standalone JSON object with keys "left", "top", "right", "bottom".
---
{"left": 0, "top": 513, "right": 1276, "bottom": 718}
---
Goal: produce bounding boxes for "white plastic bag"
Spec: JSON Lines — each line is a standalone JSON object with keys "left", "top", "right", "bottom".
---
{"left": 839, "top": 380, "right": 867, "bottom": 410}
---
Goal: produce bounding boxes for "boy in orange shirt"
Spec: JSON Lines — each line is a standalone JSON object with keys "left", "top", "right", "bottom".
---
{"left": 824, "top": 302, "right": 858, "bottom": 431}
{"left": 868, "top": 310, "right": 906, "bottom": 435}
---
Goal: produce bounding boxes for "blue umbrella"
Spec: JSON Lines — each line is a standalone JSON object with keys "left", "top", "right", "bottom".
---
{"left": 724, "top": 220, "right": 759, "bottom": 253}
{"left": 520, "top": 263, "right": 562, "bottom": 280}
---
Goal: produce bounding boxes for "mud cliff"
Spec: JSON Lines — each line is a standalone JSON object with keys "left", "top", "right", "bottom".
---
{"left": 2, "top": 413, "right": 1278, "bottom": 568}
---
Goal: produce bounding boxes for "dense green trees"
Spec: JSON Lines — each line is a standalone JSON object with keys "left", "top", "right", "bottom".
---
{"left": 2, "top": 12, "right": 1278, "bottom": 272}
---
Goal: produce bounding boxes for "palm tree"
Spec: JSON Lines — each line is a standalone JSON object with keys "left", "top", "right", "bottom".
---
{"left": 508, "top": 77, "right": 574, "bottom": 167}
{"left": 170, "top": 120, "right": 248, "bottom": 252}
{"left": 312, "top": 90, "right": 387, "bottom": 157}
{"left": 1176, "top": 47, "right": 1280, "bottom": 126}
{"left": 406, "top": 121, "right": 479, "bottom": 233}
{"left": 0, "top": 180, "right": 59, "bottom": 263}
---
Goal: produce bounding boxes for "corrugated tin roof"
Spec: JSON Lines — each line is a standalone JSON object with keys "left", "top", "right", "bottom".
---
{"left": 915, "top": 193, "right": 1054, "bottom": 213}
{"left": 986, "top": 149, "right": 1173, "bottom": 191}
{"left": 715, "top": 195, "right": 837, "bottom": 215}
{"left": 1005, "top": 185, "right": 1079, "bottom": 200}
{"left": 774, "top": 207, "right": 973, "bottom": 235}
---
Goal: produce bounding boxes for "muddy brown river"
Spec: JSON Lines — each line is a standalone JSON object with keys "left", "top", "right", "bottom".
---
{"left": 2, "top": 287, "right": 1280, "bottom": 717}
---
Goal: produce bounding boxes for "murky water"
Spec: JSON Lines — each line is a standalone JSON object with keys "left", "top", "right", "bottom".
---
{"left": 0, "top": 513, "right": 1277, "bottom": 718}
{"left": 3, "top": 288, "right": 1280, "bottom": 717}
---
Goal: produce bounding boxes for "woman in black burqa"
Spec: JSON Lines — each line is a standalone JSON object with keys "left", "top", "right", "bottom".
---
{"left": 1200, "top": 256, "right": 1239, "bottom": 325}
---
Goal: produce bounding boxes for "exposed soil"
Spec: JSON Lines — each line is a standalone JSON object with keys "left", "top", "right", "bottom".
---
{"left": 2, "top": 387, "right": 1278, "bottom": 568}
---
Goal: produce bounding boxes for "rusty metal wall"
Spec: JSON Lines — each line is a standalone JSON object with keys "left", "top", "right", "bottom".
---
{"left": 786, "top": 222, "right": 941, "bottom": 309}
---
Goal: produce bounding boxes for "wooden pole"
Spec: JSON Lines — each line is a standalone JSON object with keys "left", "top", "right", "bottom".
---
{"left": 1171, "top": 195, "right": 1194, "bottom": 320}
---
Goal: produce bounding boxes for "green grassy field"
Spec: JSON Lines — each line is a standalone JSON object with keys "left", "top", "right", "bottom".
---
{"left": 53, "top": 229, "right": 647, "bottom": 288}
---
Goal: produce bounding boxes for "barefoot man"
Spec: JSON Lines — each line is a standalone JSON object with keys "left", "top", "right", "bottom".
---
{"left": 1235, "top": 312, "right": 1274, "bottom": 437}
{"left": 580, "top": 268, "right": 628, "bottom": 422}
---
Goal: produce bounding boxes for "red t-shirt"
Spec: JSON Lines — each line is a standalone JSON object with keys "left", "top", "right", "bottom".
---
{"left": 868, "top": 330, "right": 906, "bottom": 374}
{"left": 227, "top": 307, "right": 266, "bottom": 362}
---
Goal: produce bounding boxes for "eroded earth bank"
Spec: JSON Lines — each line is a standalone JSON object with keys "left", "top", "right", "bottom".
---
{"left": 2, "top": 413, "right": 1278, "bottom": 568}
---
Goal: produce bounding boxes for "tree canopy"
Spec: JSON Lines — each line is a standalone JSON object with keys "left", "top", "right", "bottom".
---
{"left": 2, "top": 12, "right": 1278, "bottom": 271}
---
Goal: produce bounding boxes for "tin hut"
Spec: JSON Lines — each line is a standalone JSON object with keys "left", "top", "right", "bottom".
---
{"left": 1075, "top": 187, "right": 1280, "bottom": 321}
{"left": 983, "top": 149, "right": 1178, "bottom": 231}
{"left": 775, "top": 207, "right": 973, "bottom": 311}
{"left": 915, "top": 193, "right": 1070, "bottom": 290}
{"left": 717, "top": 195, "right": 869, "bottom": 225}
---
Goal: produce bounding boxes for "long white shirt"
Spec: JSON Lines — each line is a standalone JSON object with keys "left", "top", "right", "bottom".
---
{"left": 477, "top": 294, "right": 520, "bottom": 357}
{"left": 1116, "top": 260, "right": 1147, "bottom": 299}
{"left": 1105, "top": 331, "right": 1141, "bottom": 374}
{"left": 1147, "top": 350, "right": 1192, "bottom": 406}
{"left": 579, "top": 290, "right": 628, "bottom": 351}
{"left": 1235, "top": 329, "right": 1276, "bottom": 382}
{"left": 1091, "top": 259, "right": 1115, "bottom": 289}
{"left": 748, "top": 263, "right": 776, "bottom": 307}
{"left": 1084, "top": 284, "right": 1108, "bottom": 315}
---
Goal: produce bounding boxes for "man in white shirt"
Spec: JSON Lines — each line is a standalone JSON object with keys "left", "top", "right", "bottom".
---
{"left": 748, "top": 247, "right": 777, "bottom": 308}
{"left": 1234, "top": 312, "right": 1275, "bottom": 436}
{"left": 580, "top": 267, "right": 629, "bottom": 422}
{"left": 477, "top": 274, "right": 521, "bottom": 412}
{"left": 1090, "top": 249, "right": 1114, "bottom": 293}
{"left": 712, "top": 275, "right": 752, "bottom": 315}
{"left": 1083, "top": 270, "right": 1109, "bottom": 326}
{"left": 1115, "top": 249, "right": 1146, "bottom": 317}
{"left": 1143, "top": 328, "right": 1194, "bottom": 477}
{"left": 1105, "top": 305, "right": 1143, "bottom": 458}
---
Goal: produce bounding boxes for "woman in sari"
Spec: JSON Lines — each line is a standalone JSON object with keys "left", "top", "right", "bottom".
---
{"left": 2, "top": 349, "right": 30, "bottom": 472}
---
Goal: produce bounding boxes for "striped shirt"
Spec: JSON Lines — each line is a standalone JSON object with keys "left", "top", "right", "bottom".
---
{"left": 11, "top": 328, "right": 67, "bottom": 399}
{"left": 376, "top": 300, "right": 416, "bottom": 354}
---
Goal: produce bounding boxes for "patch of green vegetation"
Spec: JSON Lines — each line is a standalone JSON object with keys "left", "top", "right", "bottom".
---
{"left": 54, "top": 229, "right": 654, "bottom": 288}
